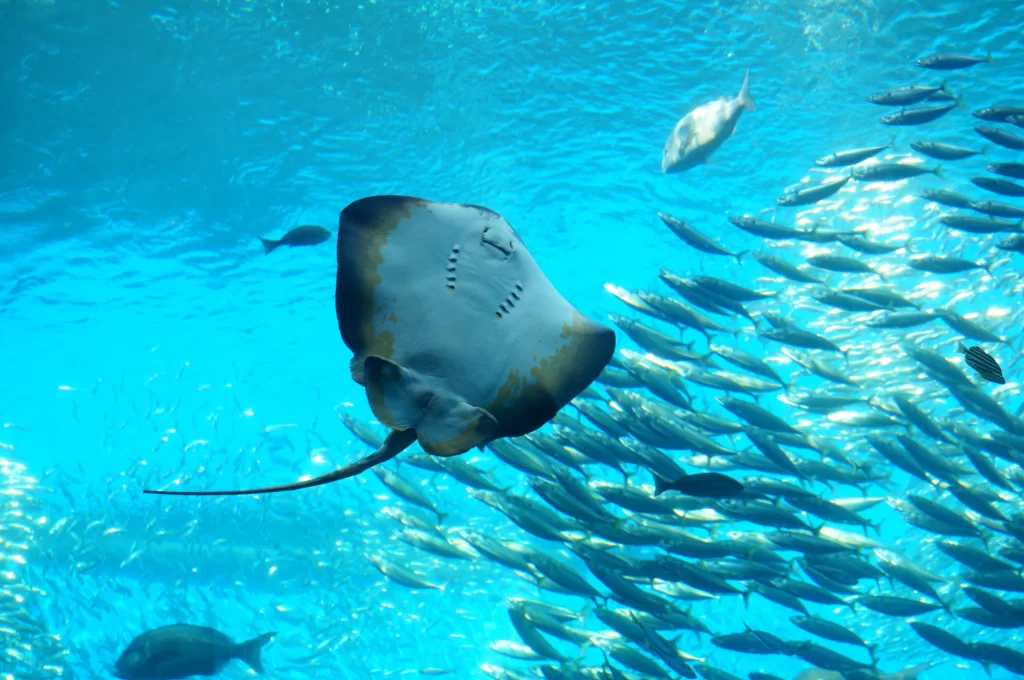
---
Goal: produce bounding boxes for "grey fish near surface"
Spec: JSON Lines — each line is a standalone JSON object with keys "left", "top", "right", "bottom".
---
{"left": 977, "top": 126, "right": 1024, "bottom": 151}
{"left": 777, "top": 176, "right": 851, "bottom": 206}
{"left": 114, "top": 625, "right": 275, "bottom": 680}
{"left": 258, "top": 225, "right": 331, "bottom": 254}
{"left": 958, "top": 341, "right": 1005, "bottom": 385}
{"left": 974, "top": 106, "right": 1024, "bottom": 122}
{"left": 852, "top": 162, "right": 942, "bottom": 181}
{"left": 987, "top": 162, "right": 1024, "bottom": 179}
{"left": 972, "top": 176, "right": 1024, "bottom": 197}
{"left": 657, "top": 211, "right": 746, "bottom": 262}
{"left": 908, "top": 254, "right": 990, "bottom": 275}
{"left": 661, "top": 69, "right": 757, "bottom": 174}
{"left": 867, "top": 84, "right": 949, "bottom": 106}
{"left": 911, "top": 141, "right": 983, "bottom": 160}
{"left": 939, "top": 214, "right": 1023, "bottom": 234}
{"left": 880, "top": 104, "right": 957, "bottom": 126}
{"left": 815, "top": 144, "right": 891, "bottom": 167}
{"left": 919, "top": 188, "right": 975, "bottom": 209}
{"left": 916, "top": 52, "right": 992, "bottom": 69}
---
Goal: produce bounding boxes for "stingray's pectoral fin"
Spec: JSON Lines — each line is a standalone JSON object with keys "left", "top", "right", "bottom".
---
{"left": 143, "top": 429, "right": 417, "bottom": 497}
{"left": 363, "top": 355, "right": 498, "bottom": 457}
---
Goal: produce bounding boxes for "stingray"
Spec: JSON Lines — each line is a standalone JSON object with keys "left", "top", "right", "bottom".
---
{"left": 145, "top": 195, "right": 615, "bottom": 496}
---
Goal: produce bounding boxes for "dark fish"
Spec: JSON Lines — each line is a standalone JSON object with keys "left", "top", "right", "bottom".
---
{"left": 909, "top": 622, "right": 979, "bottom": 667}
{"left": 988, "top": 162, "right": 1024, "bottom": 180}
{"left": 919, "top": 188, "right": 975, "bottom": 209}
{"left": 657, "top": 212, "right": 746, "bottom": 262}
{"left": 880, "top": 104, "right": 956, "bottom": 126}
{"left": 776, "top": 177, "right": 850, "bottom": 207}
{"left": 867, "top": 84, "right": 949, "bottom": 106}
{"left": 815, "top": 144, "right": 891, "bottom": 167}
{"left": 1010, "top": 114, "right": 1024, "bottom": 128}
{"left": 916, "top": 52, "right": 992, "bottom": 70}
{"left": 997, "top": 235, "right": 1024, "bottom": 254}
{"left": 852, "top": 162, "right": 942, "bottom": 181}
{"left": 911, "top": 141, "right": 983, "bottom": 160}
{"left": 258, "top": 225, "right": 331, "bottom": 254}
{"left": 958, "top": 341, "right": 1005, "bottom": 385}
{"left": 940, "top": 214, "right": 1023, "bottom": 234}
{"left": 977, "top": 126, "right": 1024, "bottom": 151}
{"left": 114, "top": 625, "right": 275, "bottom": 680}
{"left": 972, "top": 177, "right": 1024, "bottom": 197}
{"left": 974, "top": 106, "right": 1024, "bottom": 122}
{"left": 857, "top": 594, "right": 941, "bottom": 616}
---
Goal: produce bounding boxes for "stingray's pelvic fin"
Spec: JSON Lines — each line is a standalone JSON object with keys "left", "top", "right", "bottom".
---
{"left": 143, "top": 429, "right": 417, "bottom": 497}
{"left": 363, "top": 355, "right": 498, "bottom": 457}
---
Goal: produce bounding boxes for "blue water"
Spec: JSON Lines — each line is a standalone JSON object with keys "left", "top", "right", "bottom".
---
{"left": 3, "top": 0, "right": 1024, "bottom": 678}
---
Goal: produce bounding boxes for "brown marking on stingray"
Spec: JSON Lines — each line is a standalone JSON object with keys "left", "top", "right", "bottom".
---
{"left": 335, "top": 197, "right": 421, "bottom": 384}
{"left": 487, "top": 310, "right": 614, "bottom": 438}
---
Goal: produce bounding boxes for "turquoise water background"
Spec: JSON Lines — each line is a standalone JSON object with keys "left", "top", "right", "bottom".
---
{"left": 3, "top": 0, "right": 1024, "bottom": 678}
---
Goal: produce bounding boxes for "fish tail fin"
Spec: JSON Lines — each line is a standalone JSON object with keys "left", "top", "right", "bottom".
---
{"left": 956, "top": 340, "right": 968, "bottom": 354}
{"left": 738, "top": 69, "right": 757, "bottom": 112}
{"left": 237, "top": 632, "right": 276, "bottom": 674}
{"left": 652, "top": 474, "right": 669, "bottom": 497}
{"left": 933, "top": 164, "right": 945, "bottom": 180}
{"left": 436, "top": 510, "right": 448, "bottom": 524}
{"left": 867, "top": 643, "right": 878, "bottom": 662}
{"left": 735, "top": 250, "right": 749, "bottom": 265}
{"left": 987, "top": 49, "right": 993, "bottom": 64}
{"left": 982, "top": 144, "right": 992, "bottom": 158}
{"left": 259, "top": 237, "right": 280, "bottom": 254}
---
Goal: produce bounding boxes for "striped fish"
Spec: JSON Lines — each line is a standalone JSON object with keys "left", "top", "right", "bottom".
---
{"left": 957, "top": 341, "right": 1005, "bottom": 384}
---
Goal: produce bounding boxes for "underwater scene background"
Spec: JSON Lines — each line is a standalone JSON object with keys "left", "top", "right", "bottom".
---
{"left": 3, "top": 0, "right": 1024, "bottom": 679}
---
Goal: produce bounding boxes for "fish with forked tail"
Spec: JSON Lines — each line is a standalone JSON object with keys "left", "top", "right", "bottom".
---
{"left": 114, "top": 624, "right": 275, "bottom": 680}
{"left": 661, "top": 70, "right": 757, "bottom": 174}
{"left": 258, "top": 225, "right": 332, "bottom": 254}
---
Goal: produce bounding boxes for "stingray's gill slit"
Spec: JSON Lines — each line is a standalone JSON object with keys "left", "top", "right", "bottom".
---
{"left": 143, "top": 195, "right": 615, "bottom": 497}
{"left": 445, "top": 245, "right": 458, "bottom": 291}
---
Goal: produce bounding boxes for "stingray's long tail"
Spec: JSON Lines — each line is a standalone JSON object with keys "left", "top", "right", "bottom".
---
{"left": 143, "top": 429, "right": 417, "bottom": 496}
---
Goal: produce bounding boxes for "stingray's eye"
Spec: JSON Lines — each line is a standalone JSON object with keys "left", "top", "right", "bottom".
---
{"left": 481, "top": 225, "right": 513, "bottom": 258}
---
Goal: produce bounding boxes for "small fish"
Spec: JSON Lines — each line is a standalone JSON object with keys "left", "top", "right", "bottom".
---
{"left": 972, "top": 176, "right": 1024, "bottom": 197}
{"left": 880, "top": 104, "right": 957, "bottom": 126}
{"left": 653, "top": 473, "right": 744, "bottom": 498}
{"left": 852, "top": 163, "right": 942, "bottom": 181}
{"left": 835, "top": 234, "right": 904, "bottom": 255}
{"left": 259, "top": 225, "right": 332, "bottom": 254}
{"left": 977, "top": 127, "right": 1024, "bottom": 151}
{"left": 967, "top": 201, "right": 1024, "bottom": 220}
{"left": 909, "top": 254, "right": 990, "bottom": 275}
{"left": 957, "top": 341, "right": 1005, "bottom": 385}
{"left": 988, "top": 162, "right": 1024, "bottom": 180}
{"left": 974, "top": 106, "right": 1024, "bottom": 122}
{"left": 997, "top": 235, "right": 1024, "bottom": 254}
{"left": 916, "top": 52, "right": 992, "bottom": 70}
{"left": 918, "top": 188, "right": 974, "bottom": 209}
{"left": 911, "top": 141, "right": 983, "bottom": 160}
{"left": 776, "top": 177, "right": 851, "bottom": 207}
{"left": 657, "top": 211, "right": 746, "bottom": 262}
{"left": 815, "top": 144, "right": 891, "bottom": 167}
{"left": 940, "top": 214, "right": 1023, "bottom": 234}
{"left": 867, "top": 84, "right": 949, "bottom": 107}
